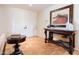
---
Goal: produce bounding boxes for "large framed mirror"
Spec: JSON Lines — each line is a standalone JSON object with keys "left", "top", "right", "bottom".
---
{"left": 50, "top": 4, "right": 73, "bottom": 28}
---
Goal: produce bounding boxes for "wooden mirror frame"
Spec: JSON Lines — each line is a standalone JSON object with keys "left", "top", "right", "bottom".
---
{"left": 50, "top": 4, "right": 73, "bottom": 27}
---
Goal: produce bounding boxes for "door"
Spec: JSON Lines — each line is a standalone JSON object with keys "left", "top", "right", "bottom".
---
{"left": 11, "top": 10, "right": 37, "bottom": 37}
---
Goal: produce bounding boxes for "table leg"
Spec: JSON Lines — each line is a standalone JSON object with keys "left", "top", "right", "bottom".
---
{"left": 69, "top": 35, "right": 74, "bottom": 55}
{"left": 72, "top": 33, "right": 75, "bottom": 48}
{"left": 45, "top": 30, "right": 47, "bottom": 43}
{"left": 49, "top": 32, "right": 53, "bottom": 42}
{"left": 10, "top": 43, "right": 23, "bottom": 55}
{"left": 2, "top": 42, "right": 6, "bottom": 55}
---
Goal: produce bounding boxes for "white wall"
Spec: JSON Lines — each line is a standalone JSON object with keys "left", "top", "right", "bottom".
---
{"left": 74, "top": 4, "right": 79, "bottom": 48}
{"left": 0, "top": 6, "right": 12, "bottom": 36}
{"left": 0, "top": 6, "right": 37, "bottom": 37}
{"left": 37, "top": 4, "right": 79, "bottom": 48}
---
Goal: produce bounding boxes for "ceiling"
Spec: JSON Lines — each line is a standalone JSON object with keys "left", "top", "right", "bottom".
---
{"left": 3, "top": 4, "right": 52, "bottom": 12}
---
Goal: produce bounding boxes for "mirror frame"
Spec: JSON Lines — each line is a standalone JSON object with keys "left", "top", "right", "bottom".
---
{"left": 50, "top": 4, "right": 73, "bottom": 27}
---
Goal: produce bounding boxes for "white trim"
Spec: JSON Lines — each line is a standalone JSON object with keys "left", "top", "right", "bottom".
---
{"left": 74, "top": 47, "right": 79, "bottom": 51}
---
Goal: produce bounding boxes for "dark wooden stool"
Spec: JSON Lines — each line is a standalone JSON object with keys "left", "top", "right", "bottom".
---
{"left": 7, "top": 35, "right": 26, "bottom": 55}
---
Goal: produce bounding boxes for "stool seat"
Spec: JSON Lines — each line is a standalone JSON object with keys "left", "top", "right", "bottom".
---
{"left": 7, "top": 35, "right": 26, "bottom": 55}
{"left": 7, "top": 35, "right": 26, "bottom": 44}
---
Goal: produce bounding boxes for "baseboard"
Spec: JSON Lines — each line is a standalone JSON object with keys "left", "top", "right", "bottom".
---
{"left": 74, "top": 47, "right": 79, "bottom": 51}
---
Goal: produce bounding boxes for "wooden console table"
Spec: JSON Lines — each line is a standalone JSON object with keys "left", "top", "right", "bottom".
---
{"left": 44, "top": 28, "right": 75, "bottom": 55}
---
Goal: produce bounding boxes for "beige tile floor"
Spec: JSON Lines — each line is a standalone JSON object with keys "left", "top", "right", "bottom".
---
{"left": 5, "top": 37, "right": 79, "bottom": 55}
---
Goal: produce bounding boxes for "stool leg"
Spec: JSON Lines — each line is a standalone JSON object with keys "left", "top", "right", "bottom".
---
{"left": 10, "top": 43, "right": 23, "bottom": 55}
